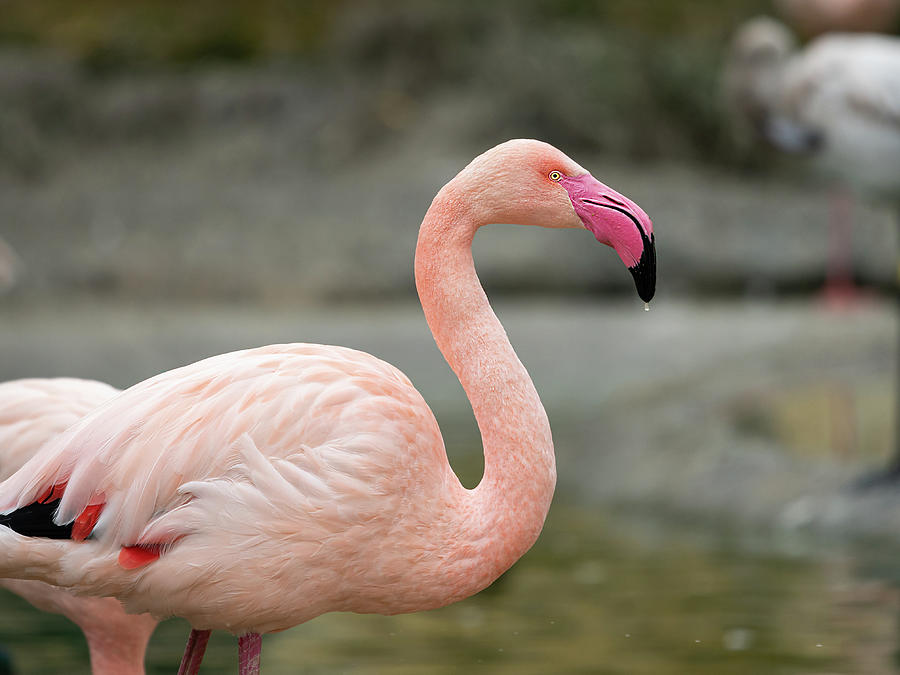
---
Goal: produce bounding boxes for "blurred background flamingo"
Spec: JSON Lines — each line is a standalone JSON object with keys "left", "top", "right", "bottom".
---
{"left": 724, "top": 17, "right": 900, "bottom": 300}
{"left": 0, "top": 378, "right": 157, "bottom": 675}
{"left": 724, "top": 16, "right": 900, "bottom": 480}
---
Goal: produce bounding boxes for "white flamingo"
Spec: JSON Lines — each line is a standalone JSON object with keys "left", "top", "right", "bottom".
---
{"left": 724, "top": 16, "right": 900, "bottom": 199}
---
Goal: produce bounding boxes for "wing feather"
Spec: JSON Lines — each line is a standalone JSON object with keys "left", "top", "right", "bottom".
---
{"left": 0, "top": 379, "right": 119, "bottom": 481}
{"left": 0, "top": 344, "right": 440, "bottom": 551}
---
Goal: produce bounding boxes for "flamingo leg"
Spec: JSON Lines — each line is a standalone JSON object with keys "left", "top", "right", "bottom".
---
{"left": 822, "top": 186, "right": 858, "bottom": 307}
{"left": 238, "top": 633, "right": 262, "bottom": 675}
{"left": 176, "top": 629, "right": 211, "bottom": 675}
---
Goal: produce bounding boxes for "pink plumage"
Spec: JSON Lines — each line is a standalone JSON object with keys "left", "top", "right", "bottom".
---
{"left": 0, "top": 139, "right": 656, "bottom": 674}
{"left": 0, "top": 378, "right": 157, "bottom": 675}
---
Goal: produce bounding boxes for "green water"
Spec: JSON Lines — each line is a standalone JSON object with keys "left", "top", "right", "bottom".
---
{"left": 0, "top": 505, "right": 896, "bottom": 675}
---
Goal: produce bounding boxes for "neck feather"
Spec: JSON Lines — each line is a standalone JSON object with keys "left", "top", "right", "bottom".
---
{"left": 415, "top": 182, "right": 556, "bottom": 588}
{"left": 82, "top": 618, "right": 154, "bottom": 675}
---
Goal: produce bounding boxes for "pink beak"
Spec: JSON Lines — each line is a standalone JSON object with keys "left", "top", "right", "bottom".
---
{"left": 559, "top": 173, "right": 656, "bottom": 302}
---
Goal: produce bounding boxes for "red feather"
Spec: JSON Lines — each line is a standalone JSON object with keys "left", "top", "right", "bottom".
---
{"left": 72, "top": 503, "right": 104, "bottom": 541}
{"left": 37, "top": 482, "right": 67, "bottom": 504}
{"left": 118, "top": 545, "right": 161, "bottom": 570}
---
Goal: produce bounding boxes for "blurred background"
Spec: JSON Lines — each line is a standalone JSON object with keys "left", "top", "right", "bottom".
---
{"left": 1, "top": 0, "right": 900, "bottom": 673}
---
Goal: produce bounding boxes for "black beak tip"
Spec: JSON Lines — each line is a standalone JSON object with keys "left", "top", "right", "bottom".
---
{"left": 628, "top": 235, "right": 656, "bottom": 303}
{"left": 633, "top": 277, "right": 655, "bottom": 303}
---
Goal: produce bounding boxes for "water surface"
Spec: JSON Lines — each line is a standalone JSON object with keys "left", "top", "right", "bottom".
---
{"left": 1, "top": 504, "right": 897, "bottom": 674}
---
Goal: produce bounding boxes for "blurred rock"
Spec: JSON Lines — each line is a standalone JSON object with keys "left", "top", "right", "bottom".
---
{"left": 0, "top": 43, "right": 896, "bottom": 303}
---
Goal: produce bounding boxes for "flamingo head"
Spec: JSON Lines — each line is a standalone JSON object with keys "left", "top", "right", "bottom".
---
{"left": 460, "top": 139, "right": 656, "bottom": 302}
{"left": 729, "top": 16, "right": 795, "bottom": 65}
{"left": 724, "top": 17, "right": 795, "bottom": 121}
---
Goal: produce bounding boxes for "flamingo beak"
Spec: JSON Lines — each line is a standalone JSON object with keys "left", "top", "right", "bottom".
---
{"left": 628, "top": 234, "right": 656, "bottom": 303}
{"left": 558, "top": 173, "right": 656, "bottom": 303}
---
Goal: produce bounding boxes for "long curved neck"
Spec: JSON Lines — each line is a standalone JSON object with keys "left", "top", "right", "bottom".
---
{"left": 83, "top": 628, "right": 151, "bottom": 675}
{"left": 79, "top": 607, "right": 156, "bottom": 675}
{"left": 415, "top": 181, "right": 556, "bottom": 585}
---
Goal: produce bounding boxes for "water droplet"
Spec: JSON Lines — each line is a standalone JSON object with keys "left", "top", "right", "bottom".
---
{"left": 643, "top": 302, "right": 650, "bottom": 312}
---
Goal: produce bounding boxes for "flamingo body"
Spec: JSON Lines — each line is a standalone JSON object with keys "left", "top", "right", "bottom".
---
{"left": 777, "top": 32, "right": 900, "bottom": 197}
{"left": 0, "top": 378, "right": 157, "bottom": 675}
{"left": 726, "top": 18, "right": 900, "bottom": 197}
{"left": 0, "top": 139, "right": 656, "bottom": 672}
{"left": 4, "top": 345, "right": 474, "bottom": 633}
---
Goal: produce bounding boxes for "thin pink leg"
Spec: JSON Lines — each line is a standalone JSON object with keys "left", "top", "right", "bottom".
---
{"left": 177, "top": 628, "right": 211, "bottom": 675}
{"left": 823, "top": 186, "right": 860, "bottom": 308}
{"left": 238, "top": 633, "right": 262, "bottom": 675}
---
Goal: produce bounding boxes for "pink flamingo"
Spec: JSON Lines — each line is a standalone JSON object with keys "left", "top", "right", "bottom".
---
{"left": 0, "top": 378, "right": 157, "bottom": 675}
{"left": 0, "top": 139, "right": 655, "bottom": 675}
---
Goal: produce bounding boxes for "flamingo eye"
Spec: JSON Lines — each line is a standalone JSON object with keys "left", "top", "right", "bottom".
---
{"left": 549, "top": 171, "right": 562, "bottom": 181}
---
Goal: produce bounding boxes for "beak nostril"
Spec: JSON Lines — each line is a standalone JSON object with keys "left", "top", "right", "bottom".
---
{"left": 582, "top": 196, "right": 626, "bottom": 208}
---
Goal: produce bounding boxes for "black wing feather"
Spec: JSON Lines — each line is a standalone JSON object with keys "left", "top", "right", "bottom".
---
{"left": 0, "top": 499, "right": 73, "bottom": 539}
